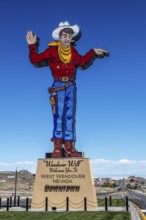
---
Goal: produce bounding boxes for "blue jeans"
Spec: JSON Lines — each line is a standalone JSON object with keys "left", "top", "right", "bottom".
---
{"left": 51, "top": 81, "right": 76, "bottom": 141}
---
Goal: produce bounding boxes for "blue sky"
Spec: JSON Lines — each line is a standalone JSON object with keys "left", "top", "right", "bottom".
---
{"left": 0, "top": 0, "right": 146, "bottom": 177}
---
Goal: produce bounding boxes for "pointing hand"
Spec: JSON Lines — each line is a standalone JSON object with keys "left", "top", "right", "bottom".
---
{"left": 94, "top": 48, "right": 110, "bottom": 58}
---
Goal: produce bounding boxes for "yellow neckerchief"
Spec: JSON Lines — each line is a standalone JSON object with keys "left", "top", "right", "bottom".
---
{"left": 48, "top": 41, "right": 71, "bottom": 64}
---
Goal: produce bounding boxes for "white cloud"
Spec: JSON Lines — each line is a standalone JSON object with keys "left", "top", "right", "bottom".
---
{"left": 91, "top": 159, "right": 110, "bottom": 164}
{"left": 0, "top": 162, "right": 13, "bottom": 167}
{"left": 0, "top": 161, "right": 37, "bottom": 173}
{"left": 16, "top": 161, "right": 36, "bottom": 165}
{"left": 118, "top": 159, "right": 136, "bottom": 164}
{"left": 91, "top": 159, "right": 146, "bottom": 177}
{"left": 91, "top": 159, "right": 146, "bottom": 166}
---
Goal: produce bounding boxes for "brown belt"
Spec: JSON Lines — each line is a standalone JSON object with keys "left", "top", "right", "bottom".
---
{"left": 48, "top": 81, "right": 74, "bottom": 94}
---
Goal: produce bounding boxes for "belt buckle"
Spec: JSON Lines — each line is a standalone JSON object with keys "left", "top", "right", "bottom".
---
{"left": 62, "top": 77, "right": 68, "bottom": 82}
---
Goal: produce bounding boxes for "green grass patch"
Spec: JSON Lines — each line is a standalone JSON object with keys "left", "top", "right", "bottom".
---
{"left": 0, "top": 211, "right": 130, "bottom": 220}
{"left": 98, "top": 199, "right": 126, "bottom": 207}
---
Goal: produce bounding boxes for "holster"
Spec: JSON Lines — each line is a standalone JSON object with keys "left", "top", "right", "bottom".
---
{"left": 50, "top": 94, "right": 57, "bottom": 114}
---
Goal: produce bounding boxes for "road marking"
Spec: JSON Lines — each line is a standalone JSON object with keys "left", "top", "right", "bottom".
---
{"left": 130, "top": 201, "right": 146, "bottom": 220}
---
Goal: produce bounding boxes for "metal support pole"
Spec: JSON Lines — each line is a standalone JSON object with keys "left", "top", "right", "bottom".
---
{"left": 10, "top": 197, "right": 12, "bottom": 207}
{"left": 18, "top": 196, "right": 20, "bottom": 207}
{"left": 105, "top": 197, "right": 108, "bottom": 211}
{"left": 126, "top": 196, "right": 129, "bottom": 212}
{"left": 14, "top": 195, "right": 16, "bottom": 207}
{"left": 14, "top": 170, "right": 18, "bottom": 207}
{"left": 84, "top": 197, "right": 87, "bottom": 211}
{"left": 7, "top": 198, "right": 9, "bottom": 211}
{"left": 0, "top": 198, "right": 1, "bottom": 209}
{"left": 26, "top": 198, "right": 29, "bottom": 211}
{"left": 66, "top": 197, "right": 69, "bottom": 212}
{"left": 109, "top": 196, "right": 112, "bottom": 206}
{"left": 45, "top": 197, "right": 48, "bottom": 212}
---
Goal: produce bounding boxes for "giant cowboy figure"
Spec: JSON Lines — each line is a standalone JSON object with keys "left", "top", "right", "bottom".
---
{"left": 26, "top": 21, "right": 109, "bottom": 158}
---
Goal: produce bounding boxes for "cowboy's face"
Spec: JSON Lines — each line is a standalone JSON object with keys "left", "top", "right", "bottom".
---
{"left": 60, "top": 32, "right": 73, "bottom": 47}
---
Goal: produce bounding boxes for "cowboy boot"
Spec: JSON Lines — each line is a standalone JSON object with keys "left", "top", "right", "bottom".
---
{"left": 51, "top": 138, "right": 63, "bottom": 158}
{"left": 64, "top": 141, "right": 81, "bottom": 157}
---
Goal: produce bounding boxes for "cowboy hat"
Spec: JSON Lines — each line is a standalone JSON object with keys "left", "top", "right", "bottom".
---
{"left": 52, "top": 21, "right": 80, "bottom": 41}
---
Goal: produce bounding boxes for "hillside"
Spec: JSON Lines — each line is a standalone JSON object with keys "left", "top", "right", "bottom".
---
{"left": 0, "top": 170, "right": 35, "bottom": 194}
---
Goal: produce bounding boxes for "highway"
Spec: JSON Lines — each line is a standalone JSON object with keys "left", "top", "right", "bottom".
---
{"left": 97, "top": 180, "right": 146, "bottom": 217}
{"left": 125, "top": 188, "right": 146, "bottom": 216}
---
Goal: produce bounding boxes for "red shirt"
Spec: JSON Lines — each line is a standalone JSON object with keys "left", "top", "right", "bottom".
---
{"left": 29, "top": 44, "right": 97, "bottom": 79}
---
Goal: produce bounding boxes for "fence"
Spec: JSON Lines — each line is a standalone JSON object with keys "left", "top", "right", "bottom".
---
{"left": 0, "top": 196, "right": 129, "bottom": 212}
